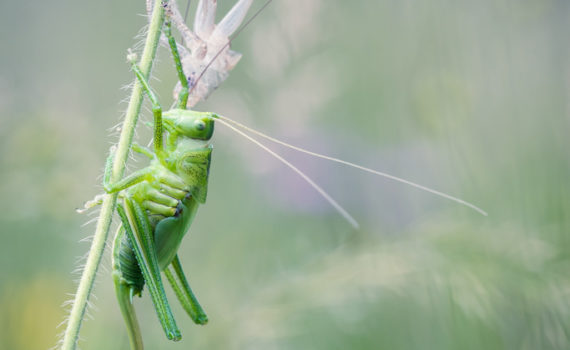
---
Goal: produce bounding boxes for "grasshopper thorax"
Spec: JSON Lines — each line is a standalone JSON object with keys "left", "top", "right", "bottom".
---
{"left": 159, "top": 109, "right": 214, "bottom": 204}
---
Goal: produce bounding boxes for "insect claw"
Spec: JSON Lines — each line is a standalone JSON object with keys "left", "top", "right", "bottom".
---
{"left": 174, "top": 204, "right": 183, "bottom": 217}
{"left": 197, "top": 315, "right": 208, "bottom": 325}
{"left": 76, "top": 194, "right": 106, "bottom": 213}
{"left": 167, "top": 329, "right": 182, "bottom": 342}
{"left": 126, "top": 49, "right": 138, "bottom": 63}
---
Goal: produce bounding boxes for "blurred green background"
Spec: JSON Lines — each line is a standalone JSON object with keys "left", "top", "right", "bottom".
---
{"left": 1, "top": 0, "right": 569, "bottom": 349}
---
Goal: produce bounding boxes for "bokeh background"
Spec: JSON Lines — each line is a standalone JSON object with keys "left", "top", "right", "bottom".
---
{"left": 1, "top": 0, "right": 569, "bottom": 349}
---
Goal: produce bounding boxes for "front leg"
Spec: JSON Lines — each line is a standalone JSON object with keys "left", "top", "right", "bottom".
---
{"left": 132, "top": 142, "right": 154, "bottom": 159}
{"left": 128, "top": 53, "right": 164, "bottom": 154}
{"left": 164, "top": 20, "right": 189, "bottom": 109}
{"left": 103, "top": 146, "right": 188, "bottom": 199}
{"left": 102, "top": 146, "right": 153, "bottom": 194}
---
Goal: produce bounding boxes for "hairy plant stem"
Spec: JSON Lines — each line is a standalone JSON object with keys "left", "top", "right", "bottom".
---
{"left": 60, "top": 1, "right": 167, "bottom": 349}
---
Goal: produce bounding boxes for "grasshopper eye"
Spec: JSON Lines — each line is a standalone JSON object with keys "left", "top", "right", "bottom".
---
{"left": 194, "top": 120, "right": 206, "bottom": 131}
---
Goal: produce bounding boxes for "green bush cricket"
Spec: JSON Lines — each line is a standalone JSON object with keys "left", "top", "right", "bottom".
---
{"left": 80, "top": 1, "right": 487, "bottom": 349}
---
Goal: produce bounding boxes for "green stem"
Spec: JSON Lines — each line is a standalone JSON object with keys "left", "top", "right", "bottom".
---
{"left": 60, "top": 1, "right": 167, "bottom": 349}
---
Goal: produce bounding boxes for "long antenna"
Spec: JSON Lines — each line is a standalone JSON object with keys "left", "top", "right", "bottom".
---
{"left": 188, "top": 0, "right": 273, "bottom": 97}
{"left": 216, "top": 118, "right": 360, "bottom": 229}
{"left": 180, "top": 0, "right": 192, "bottom": 46}
{"left": 183, "top": 0, "right": 192, "bottom": 24}
{"left": 216, "top": 115, "right": 488, "bottom": 216}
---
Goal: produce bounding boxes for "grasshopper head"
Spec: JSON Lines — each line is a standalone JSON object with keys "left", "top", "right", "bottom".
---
{"left": 163, "top": 110, "right": 215, "bottom": 141}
